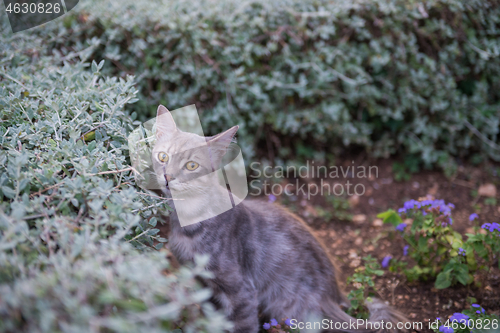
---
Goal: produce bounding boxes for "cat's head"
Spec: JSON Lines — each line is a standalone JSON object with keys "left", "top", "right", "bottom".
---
{"left": 152, "top": 105, "right": 238, "bottom": 197}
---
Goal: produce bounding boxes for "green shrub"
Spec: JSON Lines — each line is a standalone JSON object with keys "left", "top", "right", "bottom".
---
{"left": 0, "top": 28, "right": 231, "bottom": 332}
{"left": 18, "top": 0, "right": 500, "bottom": 170}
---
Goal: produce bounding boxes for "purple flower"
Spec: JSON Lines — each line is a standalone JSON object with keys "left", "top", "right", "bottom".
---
{"left": 403, "top": 245, "right": 409, "bottom": 256}
{"left": 381, "top": 255, "right": 392, "bottom": 268}
{"left": 482, "top": 222, "right": 500, "bottom": 232}
{"left": 270, "top": 318, "right": 278, "bottom": 327}
{"left": 471, "top": 304, "right": 486, "bottom": 314}
{"left": 396, "top": 223, "right": 407, "bottom": 232}
{"left": 268, "top": 194, "right": 277, "bottom": 203}
{"left": 398, "top": 208, "right": 406, "bottom": 214}
{"left": 440, "top": 205, "right": 452, "bottom": 215}
{"left": 421, "top": 199, "right": 434, "bottom": 207}
{"left": 404, "top": 199, "right": 420, "bottom": 210}
{"left": 285, "top": 318, "right": 292, "bottom": 326}
{"left": 439, "top": 325, "right": 454, "bottom": 333}
{"left": 263, "top": 323, "right": 271, "bottom": 330}
{"left": 458, "top": 248, "right": 466, "bottom": 256}
{"left": 450, "top": 313, "right": 469, "bottom": 324}
{"left": 469, "top": 213, "right": 478, "bottom": 221}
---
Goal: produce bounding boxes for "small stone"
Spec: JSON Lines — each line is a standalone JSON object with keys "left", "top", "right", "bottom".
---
{"left": 348, "top": 195, "right": 360, "bottom": 207}
{"left": 363, "top": 245, "right": 375, "bottom": 252}
{"left": 350, "top": 259, "right": 361, "bottom": 268}
{"left": 354, "top": 237, "right": 363, "bottom": 246}
{"left": 372, "top": 219, "right": 384, "bottom": 227}
{"left": 352, "top": 214, "right": 366, "bottom": 224}
{"left": 365, "top": 187, "right": 373, "bottom": 196}
{"left": 478, "top": 183, "right": 497, "bottom": 197}
{"left": 404, "top": 218, "right": 413, "bottom": 225}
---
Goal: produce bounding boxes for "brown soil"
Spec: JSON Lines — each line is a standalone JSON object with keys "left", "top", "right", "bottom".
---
{"left": 273, "top": 158, "right": 500, "bottom": 332}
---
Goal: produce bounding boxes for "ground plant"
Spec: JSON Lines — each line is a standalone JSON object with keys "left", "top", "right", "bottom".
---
{"left": 431, "top": 303, "right": 499, "bottom": 333}
{"left": 378, "top": 198, "right": 500, "bottom": 289}
{"left": 345, "top": 255, "right": 384, "bottom": 319}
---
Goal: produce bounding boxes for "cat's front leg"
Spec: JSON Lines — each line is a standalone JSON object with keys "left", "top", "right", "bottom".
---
{"left": 210, "top": 276, "right": 259, "bottom": 333}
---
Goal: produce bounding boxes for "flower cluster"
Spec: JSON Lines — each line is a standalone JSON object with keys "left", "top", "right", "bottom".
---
{"left": 433, "top": 303, "right": 500, "bottom": 333}
{"left": 469, "top": 213, "right": 478, "bottom": 222}
{"left": 472, "top": 304, "right": 485, "bottom": 314}
{"left": 381, "top": 255, "right": 392, "bottom": 268}
{"left": 481, "top": 222, "right": 500, "bottom": 233}
{"left": 398, "top": 198, "right": 454, "bottom": 227}
{"left": 438, "top": 313, "right": 470, "bottom": 333}
{"left": 396, "top": 223, "right": 407, "bottom": 232}
{"left": 262, "top": 318, "right": 293, "bottom": 332}
{"left": 380, "top": 197, "right": 500, "bottom": 290}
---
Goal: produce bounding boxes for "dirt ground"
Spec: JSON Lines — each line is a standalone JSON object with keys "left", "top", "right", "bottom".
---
{"left": 158, "top": 157, "right": 500, "bottom": 332}
{"left": 272, "top": 158, "right": 500, "bottom": 332}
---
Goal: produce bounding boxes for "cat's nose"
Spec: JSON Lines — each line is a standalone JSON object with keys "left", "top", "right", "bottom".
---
{"left": 164, "top": 174, "right": 174, "bottom": 182}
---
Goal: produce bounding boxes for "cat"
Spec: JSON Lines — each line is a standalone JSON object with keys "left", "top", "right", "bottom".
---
{"left": 152, "top": 105, "right": 407, "bottom": 333}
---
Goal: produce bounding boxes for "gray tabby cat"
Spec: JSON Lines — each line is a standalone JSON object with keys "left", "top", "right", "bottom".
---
{"left": 152, "top": 105, "right": 406, "bottom": 333}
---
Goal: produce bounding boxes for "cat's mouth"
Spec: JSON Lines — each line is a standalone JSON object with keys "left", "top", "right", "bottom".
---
{"left": 162, "top": 165, "right": 170, "bottom": 190}
{"left": 163, "top": 173, "right": 170, "bottom": 190}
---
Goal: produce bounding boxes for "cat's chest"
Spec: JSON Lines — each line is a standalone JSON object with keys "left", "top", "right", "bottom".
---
{"left": 168, "top": 219, "right": 206, "bottom": 263}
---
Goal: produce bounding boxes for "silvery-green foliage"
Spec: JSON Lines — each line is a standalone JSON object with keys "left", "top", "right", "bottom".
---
{"left": 21, "top": 0, "right": 500, "bottom": 170}
{"left": 0, "top": 27, "right": 231, "bottom": 332}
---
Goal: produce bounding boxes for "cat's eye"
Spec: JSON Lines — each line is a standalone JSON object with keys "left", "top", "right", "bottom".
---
{"left": 185, "top": 161, "right": 199, "bottom": 171}
{"left": 158, "top": 152, "right": 169, "bottom": 163}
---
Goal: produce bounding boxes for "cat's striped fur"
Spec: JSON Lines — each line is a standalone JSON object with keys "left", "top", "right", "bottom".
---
{"left": 153, "top": 105, "right": 407, "bottom": 332}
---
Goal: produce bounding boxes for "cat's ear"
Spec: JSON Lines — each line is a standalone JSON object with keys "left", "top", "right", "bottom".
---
{"left": 206, "top": 125, "right": 239, "bottom": 162}
{"left": 156, "top": 105, "right": 177, "bottom": 139}
{"left": 208, "top": 125, "right": 239, "bottom": 147}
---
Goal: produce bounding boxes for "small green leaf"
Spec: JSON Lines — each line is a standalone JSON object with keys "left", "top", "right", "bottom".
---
{"left": 83, "top": 131, "right": 96, "bottom": 142}
{"left": 376, "top": 209, "right": 402, "bottom": 227}
{"left": 435, "top": 271, "right": 451, "bottom": 289}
